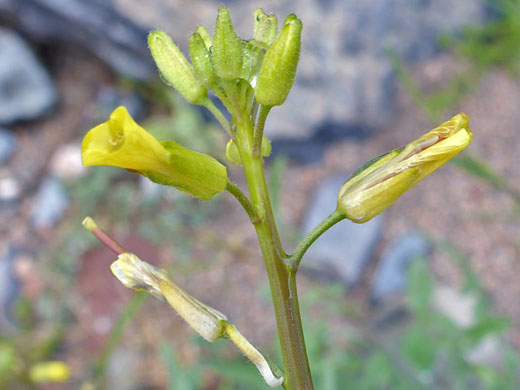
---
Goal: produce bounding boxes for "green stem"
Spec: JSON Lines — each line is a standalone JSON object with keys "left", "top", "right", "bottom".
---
{"left": 234, "top": 112, "right": 313, "bottom": 390}
{"left": 252, "top": 105, "right": 272, "bottom": 157}
{"left": 289, "top": 209, "right": 346, "bottom": 272}
{"left": 202, "top": 98, "right": 233, "bottom": 136}
{"left": 226, "top": 180, "right": 261, "bottom": 223}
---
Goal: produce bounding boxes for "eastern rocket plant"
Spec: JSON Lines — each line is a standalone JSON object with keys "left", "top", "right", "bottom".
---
{"left": 81, "top": 7, "right": 472, "bottom": 389}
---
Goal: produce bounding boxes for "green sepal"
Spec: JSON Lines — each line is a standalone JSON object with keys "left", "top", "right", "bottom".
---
{"left": 255, "top": 14, "right": 302, "bottom": 106}
{"left": 148, "top": 30, "right": 207, "bottom": 105}
{"left": 212, "top": 7, "right": 244, "bottom": 80}
{"left": 145, "top": 141, "right": 228, "bottom": 201}
{"left": 189, "top": 32, "right": 217, "bottom": 88}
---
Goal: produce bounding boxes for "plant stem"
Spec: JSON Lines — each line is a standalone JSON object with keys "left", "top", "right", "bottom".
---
{"left": 234, "top": 112, "right": 314, "bottom": 390}
{"left": 289, "top": 209, "right": 346, "bottom": 272}
{"left": 226, "top": 180, "right": 260, "bottom": 223}
{"left": 203, "top": 98, "right": 233, "bottom": 136}
{"left": 252, "top": 105, "right": 272, "bottom": 157}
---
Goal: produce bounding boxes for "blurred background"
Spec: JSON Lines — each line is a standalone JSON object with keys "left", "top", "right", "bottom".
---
{"left": 1, "top": 0, "right": 520, "bottom": 388}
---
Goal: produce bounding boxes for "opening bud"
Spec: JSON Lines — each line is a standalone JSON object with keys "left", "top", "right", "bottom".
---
{"left": 338, "top": 113, "right": 473, "bottom": 223}
{"left": 255, "top": 14, "right": 302, "bottom": 106}
{"left": 254, "top": 9, "right": 278, "bottom": 46}
{"left": 148, "top": 30, "right": 207, "bottom": 105}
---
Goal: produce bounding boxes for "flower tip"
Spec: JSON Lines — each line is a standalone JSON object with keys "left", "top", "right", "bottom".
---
{"left": 82, "top": 216, "right": 98, "bottom": 232}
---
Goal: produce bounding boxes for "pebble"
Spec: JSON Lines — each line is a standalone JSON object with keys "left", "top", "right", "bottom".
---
{"left": 30, "top": 176, "right": 69, "bottom": 228}
{"left": 0, "top": 28, "right": 57, "bottom": 124}
{"left": 301, "top": 175, "right": 383, "bottom": 287}
{"left": 0, "top": 128, "right": 16, "bottom": 165}
{"left": 49, "top": 143, "right": 86, "bottom": 180}
{"left": 370, "top": 232, "right": 429, "bottom": 301}
{"left": 0, "top": 175, "right": 21, "bottom": 202}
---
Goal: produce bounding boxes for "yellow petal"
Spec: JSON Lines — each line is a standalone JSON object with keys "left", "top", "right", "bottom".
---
{"left": 81, "top": 106, "right": 170, "bottom": 173}
{"left": 29, "top": 361, "right": 70, "bottom": 383}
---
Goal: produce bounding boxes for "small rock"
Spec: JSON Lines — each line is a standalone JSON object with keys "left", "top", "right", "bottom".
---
{"left": 49, "top": 143, "right": 86, "bottom": 180}
{"left": 0, "top": 128, "right": 16, "bottom": 164}
{"left": 433, "top": 285, "right": 477, "bottom": 329}
{"left": 31, "top": 176, "right": 69, "bottom": 228}
{"left": 301, "top": 175, "right": 383, "bottom": 287}
{"left": 1, "top": 0, "right": 154, "bottom": 80}
{"left": 0, "top": 175, "right": 21, "bottom": 202}
{"left": 0, "top": 246, "right": 20, "bottom": 330}
{"left": 0, "top": 28, "right": 57, "bottom": 124}
{"left": 107, "top": 348, "right": 141, "bottom": 390}
{"left": 371, "top": 232, "right": 429, "bottom": 301}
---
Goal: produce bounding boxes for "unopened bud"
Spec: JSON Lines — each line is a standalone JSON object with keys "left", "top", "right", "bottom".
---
{"left": 148, "top": 30, "right": 207, "bottom": 105}
{"left": 255, "top": 14, "right": 302, "bottom": 106}
{"left": 226, "top": 137, "right": 271, "bottom": 166}
{"left": 338, "top": 113, "right": 472, "bottom": 223}
{"left": 212, "top": 7, "right": 243, "bottom": 80}
{"left": 195, "top": 25, "right": 212, "bottom": 49}
{"left": 190, "top": 32, "right": 217, "bottom": 88}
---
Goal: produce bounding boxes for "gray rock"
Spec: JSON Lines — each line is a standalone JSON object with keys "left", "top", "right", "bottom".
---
{"left": 301, "top": 175, "right": 383, "bottom": 286}
{"left": 0, "top": 128, "right": 16, "bottom": 164}
{"left": 371, "top": 232, "right": 429, "bottom": 301}
{"left": 113, "top": 0, "right": 487, "bottom": 141}
{"left": 94, "top": 86, "right": 147, "bottom": 121}
{"left": 0, "top": 0, "right": 154, "bottom": 80}
{"left": 31, "top": 176, "right": 69, "bottom": 228}
{"left": 0, "top": 28, "right": 57, "bottom": 124}
{"left": 0, "top": 246, "right": 20, "bottom": 329}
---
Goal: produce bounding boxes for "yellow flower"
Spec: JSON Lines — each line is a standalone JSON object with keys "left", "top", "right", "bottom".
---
{"left": 338, "top": 113, "right": 472, "bottom": 223}
{"left": 81, "top": 106, "right": 228, "bottom": 200}
{"left": 29, "top": 361, "right": 70, "bottom": 383}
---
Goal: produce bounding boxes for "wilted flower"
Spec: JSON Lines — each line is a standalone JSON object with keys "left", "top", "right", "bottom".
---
{"left": 81, "top": 106, "right": 228, "bottom": 200}
{"left": 111, "top": 253, "right": 228, "bottom": 342}
{"left": 338, "top": 113, "right": 472, "bottom": 223}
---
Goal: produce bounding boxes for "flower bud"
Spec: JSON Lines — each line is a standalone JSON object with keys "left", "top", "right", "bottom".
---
{"left": 253, "top": 9, "right": 278, "bottom": 46}
{"left": 195, "top": 25, "right": 212, "bottom": 49}
{"left": 190, "top": 33, "right": 217, "bottom": 88}
{"left": 148, "top": 30, "right": 207, "bottom": 105}
{"left": 255, "top": 14, "right": 302, "bottom": 106}
{"left": 111, "top": 253, "right": 228, "bottom": 342}
{"left": 81, "top": 106, "right": 228, "bottom": 200}
{"left": 338, "top": 113, "right": 473, "bottom": 223}
{"left": 226, "top": 136, "right": 271, "bottom": 166}
{"left": 212, "top": 7, "right": 243, "bottom": 80}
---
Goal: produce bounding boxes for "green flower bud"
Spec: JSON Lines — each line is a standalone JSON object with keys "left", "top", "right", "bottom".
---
{"left": 189, "top": 33, "right": 217, "bottom": 88}
{"left": 148, "top": 30, "right": 207, "bottom": 105}
{"left": 254, "top": 8, "right": 278, "bottom": 46}
{"left": 255, "top": 15, "right": 302, "bottom": 106}
{"left": 195, "top": 25, "right": 212, "bottom": 49}
{"left": 226, "top": 136, "right": 271, "bottom": 165}
{"left": 212, "top": 7, "right": 243, "bottom": 80}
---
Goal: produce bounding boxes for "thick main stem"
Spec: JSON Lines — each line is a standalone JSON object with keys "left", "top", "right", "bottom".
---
{"left": 234, "top": 114, "right": 313, "bottom": 390}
